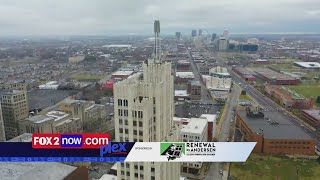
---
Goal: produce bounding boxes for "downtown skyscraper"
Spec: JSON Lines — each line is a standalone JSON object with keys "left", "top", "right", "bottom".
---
{"left": 113, "top": 20, "right": 181, "bottom": 180}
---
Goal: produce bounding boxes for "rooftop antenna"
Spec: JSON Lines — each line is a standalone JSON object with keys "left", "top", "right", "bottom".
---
{"left": 154, "top": 20, "right": 161, "bottom": 63}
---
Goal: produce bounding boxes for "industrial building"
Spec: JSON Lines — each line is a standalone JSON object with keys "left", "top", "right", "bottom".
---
{"left": 236, "top": 109, "right": 315, "bottom": 155}
{"left": 264, "top": 85, "right": 313, "bottom": 109}
{"left": 233, "top": 67, "right": 256, "bottom": 82}
{"left": 176, "top": 60, "right": 191, "bottom": 71}
{"left": 175, "top": 72, "right": 195, "bottom": 85}
{"left": 111, "top": 70, "right": 134, "bottom": 80}
{"left": 294, "top": 62, "right": 320, "bottom": 69}
{"left": 301, "top": 109, "right": 320, "bottom": 130}
{"left": 253, "top": 68, "right": 300, "bottom": 85}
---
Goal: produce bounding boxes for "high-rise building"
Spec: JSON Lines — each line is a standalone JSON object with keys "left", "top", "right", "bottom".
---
{"left": 198, "top": 29, "right": 203, "bottom": 36}
{"left": 0, "top": 104, "right": 5, "bottom": 141}
{"left": 223, "top": 29, "right": 229, "bottom": 39}
{"left": 175, "top": 32, "right": 181, "bottom": 39}
{"left": 191, "top": 30, "right": 197, "bottom": 37}
{"left": 0, "top": 89, "right": 29, "bottom": 140}
{"left": 114, "top": 20, "right": 180, "bottom": 180}
{"left": 211, "top": 33, "right": 217, "bottom": 41}
{"left": 218, "top": 37, "right": 228, "bottom": 51}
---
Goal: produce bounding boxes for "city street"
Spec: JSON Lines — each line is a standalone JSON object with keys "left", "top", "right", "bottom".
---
{"left": 205, "top": 85, "right": 241, "bottom": 180}
{"left": 187, "top": 50, "right": 214, "bottom": 104}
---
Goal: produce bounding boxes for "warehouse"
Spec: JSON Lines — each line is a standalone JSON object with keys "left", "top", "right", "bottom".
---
{"left": 236, "top": 109, "right": 315, "bottom": 155}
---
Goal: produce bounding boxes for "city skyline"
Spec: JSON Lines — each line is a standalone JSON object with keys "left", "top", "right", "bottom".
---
{"left": 0, "top": 0, "right": 320, "bottom": 35}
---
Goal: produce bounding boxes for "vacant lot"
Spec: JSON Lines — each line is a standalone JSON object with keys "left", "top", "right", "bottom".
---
{"left": 230, "top": 154, "right": 320, "bottom": 180}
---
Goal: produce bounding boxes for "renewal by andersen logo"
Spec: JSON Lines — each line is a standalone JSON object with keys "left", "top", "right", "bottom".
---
{"left": 160, "top": 143, "right": 186, "bottom": 161}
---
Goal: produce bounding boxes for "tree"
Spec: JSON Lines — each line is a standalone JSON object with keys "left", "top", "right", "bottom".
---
{"left": 241, "top": 90, "right": 246, "bottom": 95}
{"left": 317, "top": 96, "right": 320, "bottom": 104}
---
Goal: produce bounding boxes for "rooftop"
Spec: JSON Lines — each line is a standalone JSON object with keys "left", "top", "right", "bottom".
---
{"left": 181, "top": 118, "right": 207, "bottom": 134}
{"left": 200, "top": 114, "right": 217, "bottom": 122}
{"left": 175, "top": 90, "right": 189, "bottom": 97}
{"left": 0, "top": 162, "right": 77, "bottom": 180}
{"left": 176, "top": 72, "right": 195, "bottom": 79}
{"left": 302, "top": 109, "right": 320, "bottom": 121}
{"left": 190, "top": 80, "right": 201, "bottom": 86}
{"left": 7, "top": 133, "right": 32, "bottom": 142}
{"left": 237, "top": 110, "right": 314, "bottom": 140}
{"left": 98, "top": 174, "right": 117, "bottom": 180}
{"left": 112, "top": 70, "right": 134, "bottom": 76}
{"left": 294, "top": 62, "right": 320, "bottom": 69}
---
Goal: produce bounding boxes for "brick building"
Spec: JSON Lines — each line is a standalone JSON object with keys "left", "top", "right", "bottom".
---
{"left": 236, "top": 109, "right": 315, "bottom": 155}
{"left": 254, "top": 68, "right": 300, "bottom": 85}
{"left": 265, "top": 85, "right": 313, "bottom": 109}
{"left": 187, "top": 80, "right": 201, "bottom": 101}
{"left": 301, "top": 109, "right": 320, "bottom": 131}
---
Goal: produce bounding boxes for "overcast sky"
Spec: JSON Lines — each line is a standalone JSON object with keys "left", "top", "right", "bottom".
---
{"left": 0, "top": 0, "right": 320, "bottom": 35}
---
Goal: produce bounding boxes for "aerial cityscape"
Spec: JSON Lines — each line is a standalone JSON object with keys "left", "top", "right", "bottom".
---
{"left": 0, "top": 0, "right": 320, "bottom": 180}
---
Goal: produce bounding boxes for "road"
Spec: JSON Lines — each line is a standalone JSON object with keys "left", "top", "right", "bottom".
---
{"left": 204, "top": 85, "right": 241, "bottom": 180}
{"left": 187, "top": 50, "right": 214, "bottom": 104}
{"left": 229, "top": 69, "right": 320, "bottom": 148}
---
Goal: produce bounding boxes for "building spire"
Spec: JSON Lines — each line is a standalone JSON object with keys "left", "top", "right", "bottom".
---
{"left": 154, "top": 20, "right": 161, "bottom": 63}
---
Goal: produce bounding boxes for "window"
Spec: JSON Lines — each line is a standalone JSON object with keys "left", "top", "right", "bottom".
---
{"left": 151, "top": 176, "right": 155, "bottom": 180}
{"left": 151, "top": 167, "right": 155, "bottom": 172}
{"left": 133, "top": 121, "right": 137, "bottom": 126}
{"left": 134, "top": 130, "right": 137, "bottom": 135}
{"left": 125, "top": 120, "right": 128, "bottom": 125}
{"left": 139, "top": 130, "right": 143, "bottom": 136}
{"left": 125, "top": 129, "right": 129, "bottom": 134}
{"left": 119, "top": 119, "right": 123, "bottom": 124}
{"left": 139, "top": 121, "right": 143, "bottom": 127}
{"left": 121, "top": 163, "right": 124, "bottom": 167}
{"left": 134, "top": 165, "right": 138, "bottom": 170}
{"left": 118, "top": 99, "right": 122, "bottom": 106}
{"left": 119, "top": 128, "right": 123, "bottom": 133}
{"left": 126, "top": 164, "right": 130, "bottom": 168}
{"left": 140, "top": 166, "right": 143, "bottom": 170}
{"left": 126, "top": 172, "right": 130, "bottom": 176}
{"left": 121, "top": 171, "right": 124, "bottom": 175}
{"left": 153, "top": 97, "right": 155, "bottom": 104}
{"left": 135, "top": 173, "right": 139, "bottom": 177}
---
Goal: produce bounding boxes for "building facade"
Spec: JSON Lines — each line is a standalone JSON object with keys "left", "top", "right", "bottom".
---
{"left": 0, "top": 89, "right": 29, "bottom": 140}
{"left": 113, "top": 20, "right": 180, "bottom": 180}
{"left": 19, "top": 111, "right": 82, "bottom": 134}
{"left": 180, "top": 118, "right": 208, "bottom": 175}
{"left": 59, "top": 99, "right": 107, "bottom": 132}
{"left": 0, "top": 104, "right": 5, "bottom": 141}
{"left": 265, "top": 85, "right": 313, "bottom": 109}
{"left": 187, "top": 80, "right": 201, "bottom": 101}
{"left": 236, "top": 110, "right": 315, "bottom": 155}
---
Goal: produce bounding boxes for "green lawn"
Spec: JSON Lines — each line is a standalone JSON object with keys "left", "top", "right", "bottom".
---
{"left": 239, "top": 94, "right": 253, "bottom": 102}
{"left": 230, "top": 154, "right": 320, "bottom": 180}
{"left": 288, "top": 85, "right": 320, "bottom": 106}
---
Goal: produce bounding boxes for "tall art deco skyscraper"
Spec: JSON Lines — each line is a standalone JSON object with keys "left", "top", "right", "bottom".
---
{"left": 113, "top": 20, "right": 181, "bottom": 180}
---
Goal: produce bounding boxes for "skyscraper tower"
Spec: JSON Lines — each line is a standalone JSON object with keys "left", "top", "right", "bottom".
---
{"left": 198, "top": 29, "right": 203, "bottom": 36}
{"left": 114, "top": 20, "right": 180, "bottom": 180}
{"left": 223, "top": 29, "right": 229, "bottom": 39}
{"left": 154, "top": 20, "right": 161, "bottom": 63}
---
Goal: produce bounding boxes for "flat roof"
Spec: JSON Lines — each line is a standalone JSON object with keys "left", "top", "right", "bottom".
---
{"left": 175, "top": 90, "right": 189, "bottom": 97}
{"left": 99, "top": 174, "right": 117, "bottom": 180}
{"left": 252, "top": 68, "right": 297, "bottom": 81}
{"left": 294, "top": 62, "right": 320, "bottom": 69}
{"left": 27, "top": 115, "right": 54, "bottom": 123}
{"left": 200, "top": 114, "right": 217, "bottom": 122}
{"left": 237, "top": 111, "right": 314, "bottom": 140}
{"left": 112, "top": 71, "right": 134, "bottom": 76}
{"left": 176, "top": 72, "right": 195, "bottom": 79}
{"left": 302, "top": 109, "right": 320, "bottom": 121}
{"left": 8, "top": 133, "right": 32, "bottom": 142}
{"left": 181, "top": 118, "right": 207, "bottom": 134}
{"left": 0, "top": 162, "right": 76, "bottom": 180}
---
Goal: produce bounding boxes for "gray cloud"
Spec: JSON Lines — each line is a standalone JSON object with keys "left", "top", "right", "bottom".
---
{"left": 0, "top": 0, "right": 319, "bottom": 35}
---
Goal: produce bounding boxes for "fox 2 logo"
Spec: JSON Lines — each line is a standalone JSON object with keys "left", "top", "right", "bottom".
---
{"left": 100, "top": 143, "right": 127, "bottom": 157}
